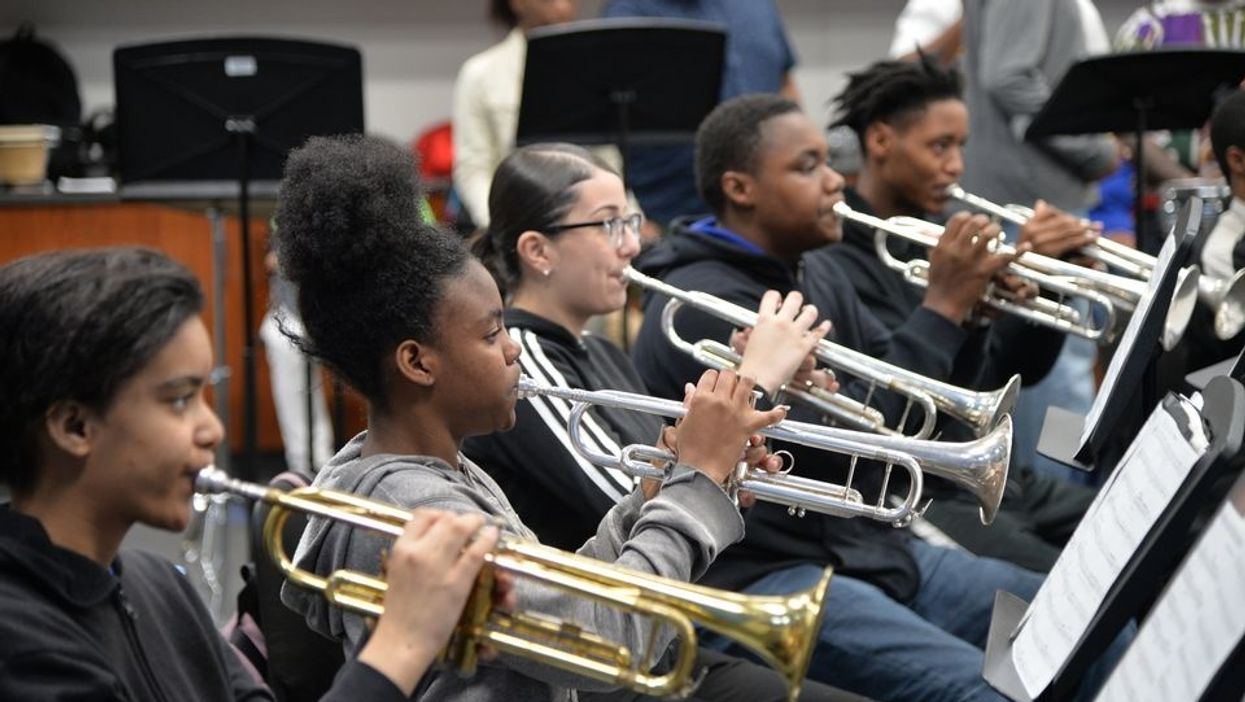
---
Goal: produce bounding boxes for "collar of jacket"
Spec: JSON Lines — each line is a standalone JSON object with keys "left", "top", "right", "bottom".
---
{"left": 503, "top": 307, "right": 589, "bottom": 357}
{"left": 634, "top": 216, "right": 803, "bottom": 291}
{"left": 0, "top": 506, "right": 121, "bottom": 608}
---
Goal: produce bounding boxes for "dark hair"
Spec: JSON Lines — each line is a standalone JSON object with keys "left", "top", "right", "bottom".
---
{"left": 274, "top": 134, "right": 472, "bottom": 406}
{"left": 471, "top": 142, "right": 612, "bottom": 296}
{"left": 695, "top": 93, "right": 802, "bottom": 216}
{"left": 490, "top": 0, "right": 518, "bottom": 27}
{"left": 0, "top": 247, "right": 203, "bottom": 494}
{"left": 830, "top": 53, "right": 963, "bottom": 149}
{"left": 1211, "top": 89, "right": 1245, "bottom": 179}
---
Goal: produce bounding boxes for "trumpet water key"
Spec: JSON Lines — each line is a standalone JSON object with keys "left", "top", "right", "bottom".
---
{"left": 626, "top": 266, "right": 1019, "bottom": 439}
{"left": 195, "top": 467, "right": 831, "bottom": 701}
{"left": 517, "top": 376, "right": 1012, "bottom": 525}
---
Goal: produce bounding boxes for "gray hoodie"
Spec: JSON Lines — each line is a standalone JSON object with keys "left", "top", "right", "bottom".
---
{"left": 282, "top": 432, "right": 745, "bottom": 702}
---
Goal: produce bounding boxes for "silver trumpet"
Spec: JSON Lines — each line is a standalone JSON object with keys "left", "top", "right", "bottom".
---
{"left": 947, "top": 184, "right": 1217, "bottom": 346}
{"left": 834, "top": 201, "right": 1122, "bottom": 343}
{"left": 518, "top": 376, "right": 1013, "bottom": 526}
{"left": 626, "top": 267, "right": 1019, "bottom": 440}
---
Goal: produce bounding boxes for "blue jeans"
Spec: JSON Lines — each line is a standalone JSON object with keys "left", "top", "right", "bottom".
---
{"left": 705, "top": 540, "right": 1044, "bottom": 702}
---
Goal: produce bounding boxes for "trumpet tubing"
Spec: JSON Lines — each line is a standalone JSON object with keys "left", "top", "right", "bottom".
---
{"left": 519, "top": 377, "right": 1011, "bottom": 525}
{"left": 834, "top": 200, "right": 1120, "bottom": 343}
{"left": 195, "top": 467, "right": 830, "bottom": 700}
{"left": 627, "top": 266, "right": 1016, "bottom": 438}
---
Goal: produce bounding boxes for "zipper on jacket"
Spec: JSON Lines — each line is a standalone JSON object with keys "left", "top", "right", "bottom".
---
{"left": 115, "top": 587, "right": 173, "bottom": 702}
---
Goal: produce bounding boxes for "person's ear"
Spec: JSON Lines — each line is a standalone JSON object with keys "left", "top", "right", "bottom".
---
{"left": 394, "top": 339, "right": 437, "bottom": 388}
{"left": 721, "top": 169, "right": 756, "bottom": 209}
{"left": 515, "top": 230, "right": 557, "bottom": 279}
{"left": 1227, "top": 145, "right": 1245, "bottom": 178}
{"left": 44, "top": 401, "right": 95, "bottom": 458}
{"left": 864, "top": 122, "right": 894, "bottom": 161}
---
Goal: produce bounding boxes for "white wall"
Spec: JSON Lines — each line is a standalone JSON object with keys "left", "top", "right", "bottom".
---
{"left": 1, "top": 0, "right": 1142, "bottom": 145}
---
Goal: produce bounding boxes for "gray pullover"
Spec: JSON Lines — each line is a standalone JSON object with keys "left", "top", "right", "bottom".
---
{"left": 961, "top": 0, "right": 1118, "bottom": 212}
{"left": 281, "top": 432, "right": 745, "bottom": 702}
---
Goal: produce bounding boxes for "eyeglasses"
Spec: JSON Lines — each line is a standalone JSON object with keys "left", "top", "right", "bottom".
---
{"left": 546, "top": 213, "right": 644, "bottom": 249}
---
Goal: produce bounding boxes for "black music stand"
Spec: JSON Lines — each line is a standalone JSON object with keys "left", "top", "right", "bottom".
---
{"left": 515, "top": 18, "right": 725, "bottom": 188}
{"left": 1037, "top": 199, "right": 1201, "bottom": 472}
{"left": 114, "top": 37, "right": 363, "bottom": 480}
{"left": 1025, "top": 49, "right": 1245, "bottom": 253}
{"left": 985, "top": 376, "right": 1245, "bottom": 701}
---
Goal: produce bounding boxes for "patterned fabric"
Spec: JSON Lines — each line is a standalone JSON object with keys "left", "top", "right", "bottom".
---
{"left": 1116, "top": 2, "right": 1245, "bottom": 50}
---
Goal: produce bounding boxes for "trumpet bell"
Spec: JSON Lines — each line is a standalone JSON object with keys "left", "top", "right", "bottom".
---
{"left": 1208, "top": 269, "right": 1245, "bottom": 340}
{"left": 1162, "top": 265, "right": 1202, "bottom": 350}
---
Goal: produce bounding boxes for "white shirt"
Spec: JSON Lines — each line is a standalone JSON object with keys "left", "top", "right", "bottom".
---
{"left": 451, "top": 28, "right": 627, "bottom": 228}
{"left": 1202, "top": 196, "right": 1245, "bottom": 281}
{"left": 888, "top": 0, "right": 962, "bottom": 58}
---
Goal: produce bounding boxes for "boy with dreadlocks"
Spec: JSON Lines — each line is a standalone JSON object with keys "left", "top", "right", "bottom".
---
{"left": 812, "top": 55, "right": 1098, "bottom": 573}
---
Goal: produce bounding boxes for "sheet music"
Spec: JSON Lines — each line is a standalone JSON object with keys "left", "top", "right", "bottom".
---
{"left": 1093, "top": 497, "right": 1245, "bottom": 702}
{"left": 1079, "top": 235, "right": 1178, "bottom": 448}
{"left": 1012, "top": 399, "right": 1206, "bottom": 697}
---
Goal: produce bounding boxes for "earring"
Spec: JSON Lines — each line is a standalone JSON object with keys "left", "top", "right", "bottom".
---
{"left": 541, "top": 268, "right": 552, "bottom": 277}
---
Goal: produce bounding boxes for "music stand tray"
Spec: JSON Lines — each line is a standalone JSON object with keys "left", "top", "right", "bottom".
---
{"left": 1037, "top": 198, "right": 1201, "bottom": 471}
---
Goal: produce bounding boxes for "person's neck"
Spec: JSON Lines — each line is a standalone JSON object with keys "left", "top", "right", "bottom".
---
{"left": 364, "top": 404, "right": 462, "bottom": 468}
{"left": 715, "top": 211, "right": 797, "bottom": 263}
{"left": 510, "top": 285, "right": 588, "bottom": 338}
{"left": 13, "top": 485, "right": 125, "bottom": 567}
{"left": 1231, "top": 175, "right": 1245, "bottom": 206}
{"left": 855, "top": 168, "right": 920, "bottom": 219}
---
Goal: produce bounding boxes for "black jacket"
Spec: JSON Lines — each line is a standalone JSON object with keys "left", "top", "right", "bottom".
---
{"left": 463, "top": 308, "right": 662, "bottom": 551}
{"left": 0, "top": 507, "right": 404, "bottom": 702}
{"left": 630, "top": 219, "right": 972, "bottom": 602}
{"left": 815, "top": 187, "right": 1066, "bottom": 402}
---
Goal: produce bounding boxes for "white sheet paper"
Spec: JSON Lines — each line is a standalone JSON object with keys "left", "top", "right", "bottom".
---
{"left": 1093, "top": 498, "right": 1245, "bottom": 702}
{"left": 1079, "top": 235, "right": 1178, "bottom": 448}
{"left": 1012, "top": 400, "right": 1206, "bottom": 697}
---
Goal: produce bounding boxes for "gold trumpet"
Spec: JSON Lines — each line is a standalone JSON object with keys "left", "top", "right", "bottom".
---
{"left": 625, "top": 266, "right": 1019, "bottom": 440}
{"left": 194, "top": 467, "right": 830, "bottom": 701}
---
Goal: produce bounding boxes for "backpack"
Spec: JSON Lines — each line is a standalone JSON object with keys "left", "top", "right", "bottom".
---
{"left": 0, "top": 24, "right": 84, "bottom": 178}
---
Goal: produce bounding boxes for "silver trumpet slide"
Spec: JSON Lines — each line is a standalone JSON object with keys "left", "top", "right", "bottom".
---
{"left": 518, "top": 376, "right": 1012, "bottom": 526}
{"left": 625, "top": 266, "right": 1019, "bottom": 440}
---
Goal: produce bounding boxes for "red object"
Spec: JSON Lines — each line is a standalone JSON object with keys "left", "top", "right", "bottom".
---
{"left": 413, "top": 121, "right": 453, "bottom": 180}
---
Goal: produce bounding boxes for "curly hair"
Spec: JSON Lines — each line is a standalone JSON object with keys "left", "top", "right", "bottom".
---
{"left": 0, "top": 247, "right": 203, "bottom": 495}
{"left": 830, "top": 53, "right": 962, "bottom": 149}
{"left": 471, "top": 142, "right": 613, "bottom": 296}
{"left": 1211, "top": 89, "right": 1245, "bottom": 181}
{"left": 695, "top": 94, "right": 802, "bottom": 216}
{"left": 273, "top": 134, "right": 471, "bottom": 406}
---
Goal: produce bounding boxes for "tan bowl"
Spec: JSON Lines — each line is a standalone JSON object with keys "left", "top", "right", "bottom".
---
{"left": 0, "top": 125, "right": 62, "bottom": 186}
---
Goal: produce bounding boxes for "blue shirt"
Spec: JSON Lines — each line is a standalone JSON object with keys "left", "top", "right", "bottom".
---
{"left": 601, "top": 0, "right": 797, "bottom": 225}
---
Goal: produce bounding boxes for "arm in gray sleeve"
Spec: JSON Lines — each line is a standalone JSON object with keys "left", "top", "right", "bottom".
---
{"left": 977, "top": 0, "right": 1116, "bottom": 181}
{"left": 497, "top": 465, "right": 744, "bottom": 692}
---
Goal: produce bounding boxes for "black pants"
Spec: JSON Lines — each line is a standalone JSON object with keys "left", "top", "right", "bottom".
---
{"left": 921, "top": 464, "right": 1095, "bottom": 572}
{"left": 581, "top": 647, "right": 874, "bottom": 702}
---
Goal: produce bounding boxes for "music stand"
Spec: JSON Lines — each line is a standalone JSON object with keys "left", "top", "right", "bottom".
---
{"left": 1025, "top": 48, "right": 1245, "bottom": 253}
{"left": 515, "top": 18, "right": 725, "bottom": 188}
{"left": 114, "top": 37, "right": 364, "bottom": 480}
{"left": 1037, "top": 198, "right": 1201, "bottom": 472}
{"left": 985, "top": 376, "right": 1245, "bottom": 701}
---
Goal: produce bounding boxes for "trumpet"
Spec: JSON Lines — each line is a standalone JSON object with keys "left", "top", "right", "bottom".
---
{"left": 518, "top": 376, "right": 1011, "bottom": 525}
{"left": 626, "top": 266, "right": 1019, "bottom": 439}
{"left": 195, "top": 467, "right": 830, "bottom": 701}
{"left": 947, "top": 184, "right": 1215, "bottom": 346}
{"left": 834, "top": 201, "right": 1122, "bottom": 343}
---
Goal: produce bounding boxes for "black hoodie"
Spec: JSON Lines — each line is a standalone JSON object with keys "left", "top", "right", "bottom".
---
{"left": 630, "top": 219, "right": 972, "bottom": 602}
{"left": 0, "top": 507, "right": 405, "bottom": 701}
{"left": 463, "top": 308, "right": 663, "bottom": 551}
